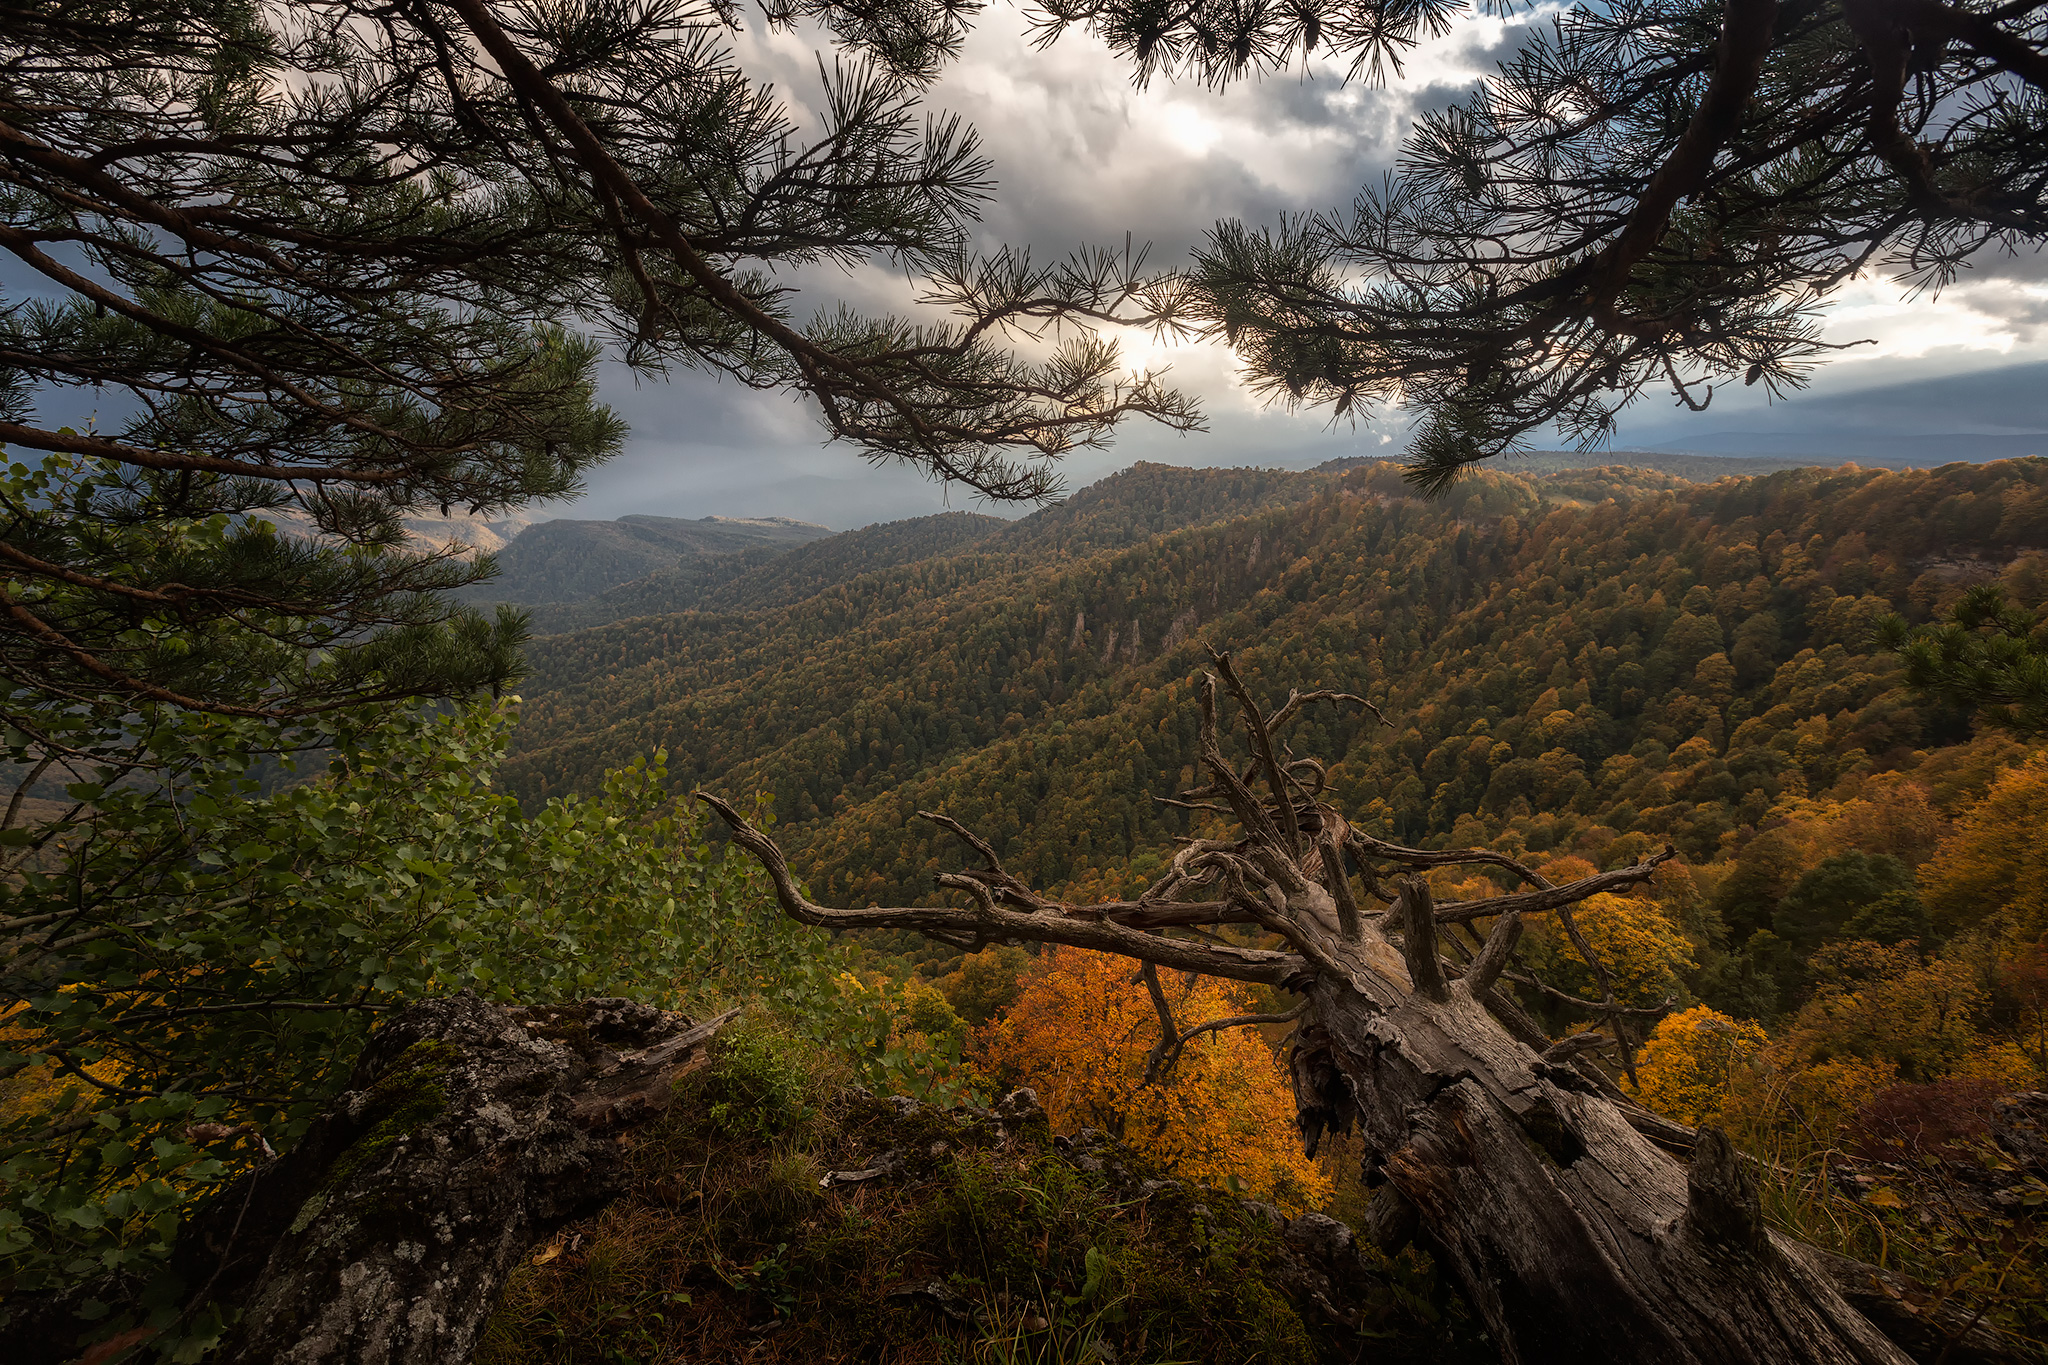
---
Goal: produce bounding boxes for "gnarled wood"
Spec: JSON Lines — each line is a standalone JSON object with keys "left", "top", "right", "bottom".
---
{"left": 706, "top": 668, "right": 1950, "bottom": 1364}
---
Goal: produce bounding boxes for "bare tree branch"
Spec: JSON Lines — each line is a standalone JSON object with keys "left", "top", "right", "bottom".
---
{"left": 1207, "top": 648, "right": 1303, "bottom": 855}
{"left": 1265, "top": 687, "right": 1390, "bottom": 738}
{"left": 1140, "top": 960, "right": 1179, "bottom": 1082}
{"left": 1430, "top": 846, "right": 1677, "bottom": 923}
{"left": 695, "top": 792, "right": 1303, "bottom": 985}
{"left": 1149, "top": 1001, "right": 1309, "bottom": 1084}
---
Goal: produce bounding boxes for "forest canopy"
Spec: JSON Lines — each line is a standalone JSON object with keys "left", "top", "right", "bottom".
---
{"left": 4, "top": 0, "right": 2048, "bottom": 1354}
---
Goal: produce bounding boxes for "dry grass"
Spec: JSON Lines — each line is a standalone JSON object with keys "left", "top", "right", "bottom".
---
{"left": 1733, "top": 1088, "right": 2048, "bottom": 1357}
{"left": 477, "top": 1024, "right": 1481, "bottom": 1365}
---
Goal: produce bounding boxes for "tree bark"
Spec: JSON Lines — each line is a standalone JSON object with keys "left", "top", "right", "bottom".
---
{"left": 1293, "top": 971, "right": 1911, "bottom": 1364}
{"left": 22, "top": 992, "right": 735, "bottom": 1365}
{"left": 697, "top": 655, "right": 1992, "bottom": 1365}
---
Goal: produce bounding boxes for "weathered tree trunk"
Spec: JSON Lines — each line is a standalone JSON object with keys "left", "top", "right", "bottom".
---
{"left": 22, "top": 992, "right": 734, "bottom": 1365}
{"left": 1293, "top": 971, "right": 1909, "bottom": 1364}
{"left": 698, "top": 655, "right": 2007, "bottom": 1365}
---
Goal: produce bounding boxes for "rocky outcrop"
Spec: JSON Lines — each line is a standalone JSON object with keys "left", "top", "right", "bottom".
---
{"left": 19, "top": 993, "right": 735, "bottom": 1365}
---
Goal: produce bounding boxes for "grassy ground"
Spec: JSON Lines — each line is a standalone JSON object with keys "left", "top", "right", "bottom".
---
{"left": 477, "top": 1025, "right": 1489, "bottom": 1365}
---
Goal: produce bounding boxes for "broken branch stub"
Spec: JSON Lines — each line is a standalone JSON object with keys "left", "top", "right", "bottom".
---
{"left": 1395, "top": 877, "right": 1450, "bottom": 1002}
{"left": 703, "top": 671, "right": 1927, "bottom": 1363}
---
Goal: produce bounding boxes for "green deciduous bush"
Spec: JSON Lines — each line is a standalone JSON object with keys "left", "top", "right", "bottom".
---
{"left": 0, "top": 698, "right": 893, "bottom": 1346}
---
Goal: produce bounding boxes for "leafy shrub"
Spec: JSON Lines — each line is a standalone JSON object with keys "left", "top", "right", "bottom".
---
{"left": 704, "top": 1027, "right": 822, "bottom": 1141}
{"left": 0, "top": 702, "right": 887, "bottom": 1347}
{"left": 1849, "top": 1078, "right": 2006, "bottom": 1164}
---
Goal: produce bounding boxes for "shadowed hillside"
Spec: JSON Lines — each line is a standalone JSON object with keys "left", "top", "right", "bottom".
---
{"left": 503, "top": 459, "right": 2048, "bottom": 959}
{"left": 522, "top": 511, "right": 1011, "bottom": 633}
{"left": 468, "top": 514, "right": 833, "bottom": 605}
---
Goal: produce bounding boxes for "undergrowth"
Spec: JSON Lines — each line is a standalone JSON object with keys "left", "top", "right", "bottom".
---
{"left": 477, "top": 1023, "right": 1484, "bottom": 1365}
{"left": 1745, "top": 1119, "right": 2048, "bottom": 1355}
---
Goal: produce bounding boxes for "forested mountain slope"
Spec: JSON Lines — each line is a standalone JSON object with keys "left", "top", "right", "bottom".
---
{"left": 521, "top": 510, "right": 1011, "bottom": 633}
{"left": 503, "top": 462, "right": 1345, "bottom": 796}
{"left": 506, "top": 458, "right": 2046, "bottom": 945}
{"left": 505, "top": 461, "right": 1342, "bottom": 777}
{"left": 467, "top": 513, "right": 832, "bottom": 605}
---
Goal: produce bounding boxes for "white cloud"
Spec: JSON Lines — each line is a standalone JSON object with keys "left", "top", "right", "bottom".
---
{"left": 574, "top": 2, "right": 2048, "bottom": 520}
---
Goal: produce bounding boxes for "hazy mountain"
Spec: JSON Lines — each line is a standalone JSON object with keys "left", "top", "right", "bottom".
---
{"left": 1625, "top": 359, "right": 2048, "bottom": 461}
{"left": 524, "top": 511, "right": 1011, "bottom": 633}
{"left": 467, "top": 514, "right": 833, "bottom": 606}
{"left": 261, "top": 506, "right": 545, "bottom": 556}
{"left": 1646, "top": 432, "right": 2048, "bottom": 461}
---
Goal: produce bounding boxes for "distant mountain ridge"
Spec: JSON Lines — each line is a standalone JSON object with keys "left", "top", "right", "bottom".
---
{"left": 465, "top": 513, "right": 832, "bottom": 606}
{"left": 1322, "top": 448, "right": 2009, "bottom": 482}
{"left": 1623, "top": 358, "right": 2048, "bottom": 460}
{"left": 1646, "top": 432, "right": 2047, "bottom": 461}
{"left": 523, "top": 511, "right": 1011, "bottom": 633}
{"left": 515, "top": 462, "right": 1326, "bottom": 634}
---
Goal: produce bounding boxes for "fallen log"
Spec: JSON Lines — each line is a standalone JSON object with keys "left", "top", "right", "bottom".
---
{"left": 697, "top": 657, "right": 2032, "bottom": 1365}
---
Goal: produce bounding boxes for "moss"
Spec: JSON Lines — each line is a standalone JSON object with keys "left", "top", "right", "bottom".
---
{"left": 323, "top": 1038, "right": 455, "bottom": 1195}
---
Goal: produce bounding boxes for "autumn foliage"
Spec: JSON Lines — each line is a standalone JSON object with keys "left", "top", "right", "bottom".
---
{"left": 494, "top": 455, "right": 2048, "bottom": 1336}
{"left": 973, "top": 947, "right": 1329, "bottom": 1213}
{"left": 1919, "top": 751, "right": 2048, "bottom": 939}
{"left": 1627, "top": 1006, "right": 1767, "bottom": 1129}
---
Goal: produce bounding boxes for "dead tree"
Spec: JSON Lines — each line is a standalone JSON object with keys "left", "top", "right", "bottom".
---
{"left": 701, "top": 651, "right": 1929, "bottom": 1365}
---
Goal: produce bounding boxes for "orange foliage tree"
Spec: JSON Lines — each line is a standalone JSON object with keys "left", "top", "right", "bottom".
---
{"left": 974, "top": 946, "right": 1330, "bottom": 1212}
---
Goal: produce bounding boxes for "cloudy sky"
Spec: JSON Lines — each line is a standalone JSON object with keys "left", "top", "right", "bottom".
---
{"left": 553, "top": 3, "right": 2048, "bottom": 529}
{"left": 13, "top": 3, "right": 2044, "bottom": 530}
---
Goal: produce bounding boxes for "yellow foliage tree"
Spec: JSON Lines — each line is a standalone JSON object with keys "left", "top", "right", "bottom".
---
{"left": 1775, "top": 942, "right": 1992, "bottom": 1084}
{"left": 975, "top": 947, "right": 1330, "bottom": 1213}
{"left": 1919, "top": 751, "right": 2048, "bottom": 937}
{"left": 0, "top": 1004, "right": 125, "bottom": 1130}
{"left": 1522, "top": 859, "right": 1697, "bottom": 1008}
{"left": 1628, "top": 1006, "right": 1768, "bottom": 1128}
{"left": 1712, "top": 941, "right": 2043, "bottom": 1146}
{"left": 2007, "top": 938, "right": 2048, "bottom": 1075}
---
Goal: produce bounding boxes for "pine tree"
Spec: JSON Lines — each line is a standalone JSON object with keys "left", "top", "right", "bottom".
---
{"left": 0, "top": 0, "right": 1197, "bottom": 731}
{"left": 1880, "top": 584, "right": 2048, "bottom": 735}
{"left": 1037, "top": 0, "right": 2048, "bottom": 489}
